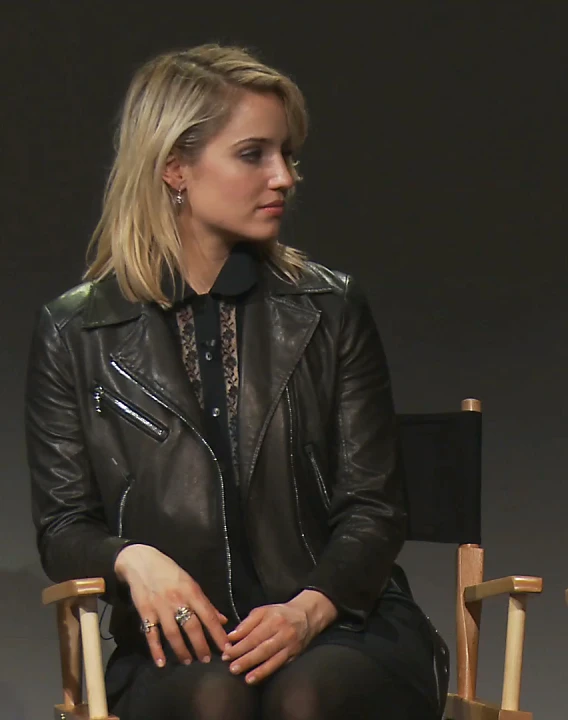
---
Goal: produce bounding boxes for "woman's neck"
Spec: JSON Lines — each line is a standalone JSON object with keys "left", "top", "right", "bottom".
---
{"left": 179, "top": 228, "right": 233, "bottom": 295}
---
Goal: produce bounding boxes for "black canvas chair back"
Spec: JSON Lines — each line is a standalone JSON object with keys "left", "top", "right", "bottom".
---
{"left": 398, "top": 405, "right": 482, "bottom": 545}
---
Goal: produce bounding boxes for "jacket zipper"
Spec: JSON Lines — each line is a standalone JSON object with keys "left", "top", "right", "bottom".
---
{"left": 305, "top": 444, "right": 331, "bottom": 511}
{"left": 117, "top": 474, "right": 135, "bottom": 538}
{"left": 93, "top": 385, "right": 168, "bottom": 441}
{"left": 285, "top": 387, "right": 316, "bottom": 566}
{"left": 109, "top": 357, "right": 241, "bottom": 622}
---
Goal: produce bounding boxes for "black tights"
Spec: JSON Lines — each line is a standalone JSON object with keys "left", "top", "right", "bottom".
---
{"left": 117, "top": 645, "right": 436, "bottom": 720}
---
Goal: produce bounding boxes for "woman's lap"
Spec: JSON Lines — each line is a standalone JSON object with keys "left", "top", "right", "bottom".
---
{"left": 262, "top": 644, "right": 438, "bottom": 720}
{"left": 109, "top": 643, "right": 438, "bottom": 720}
{"left": 113, "top": 653, "right": 255, "bottom": 720}
{"left": 306, "top": 596, "right": 448, "bottom": 709}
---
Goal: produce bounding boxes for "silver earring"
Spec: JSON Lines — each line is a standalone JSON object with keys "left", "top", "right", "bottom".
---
{"left": 174, "top": 188, "right": 184, "bottom": 206}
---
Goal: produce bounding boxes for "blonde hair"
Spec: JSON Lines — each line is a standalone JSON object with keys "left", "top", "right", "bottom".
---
{"left": 84, "top": 44, "right": 309, "bottom": 306}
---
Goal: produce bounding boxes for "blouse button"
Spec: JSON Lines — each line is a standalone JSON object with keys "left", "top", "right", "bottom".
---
{"left": 212, "top": 407, "right": 220, "bottom": 418}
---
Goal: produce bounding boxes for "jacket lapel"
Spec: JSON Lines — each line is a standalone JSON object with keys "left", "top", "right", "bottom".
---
{"left": 110, "top": 306, "right": 205, "bottom": 432}
{"left": 238, "top": 291, "right": 321, "bottom": 496}
{"left": 82, "top": 275, "right": 205, "bottom": 432}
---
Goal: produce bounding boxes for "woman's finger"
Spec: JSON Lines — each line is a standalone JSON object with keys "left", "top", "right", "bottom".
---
{"left": 158, "top": 602, "right": 193, "bottom": 666}
{"left": 228, "top": 630, "right": 283, "bottom": 674}
{"left": 227, "top": 607, "right": 266, "bottom": 644}
{"left": 145, "top": 624, "right": 167, "bottom": 667}
{"left": 180, "top": 611, "right": 212, "bottom": 662}
{"left": 137, "top": 609, "right": 165, "bottom": 667}
{"left": 190, "top": 594, "right": 230, "bottom": 652}
{"left": 223, "top": 617, "right": 275, "bottom": 661}
{"left": 245, "top": 647, "right": 292, "bottom": 685}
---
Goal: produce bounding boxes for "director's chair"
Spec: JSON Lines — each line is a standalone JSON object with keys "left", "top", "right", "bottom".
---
{"left": 42, "top": 398, "right": 542, "bottom": 719}
{"left": 399, "top": 399, "right": 542, "bottom": 720}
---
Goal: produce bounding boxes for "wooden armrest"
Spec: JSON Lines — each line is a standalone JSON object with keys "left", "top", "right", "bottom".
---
{"left": 42, "top": 578, "right": 106, "bottom": 606}
{"left": 464, "top": 576, "right": 542, "bottom": 603}
{"left": 462, "top": 575, "right": 542, "bottom": 713}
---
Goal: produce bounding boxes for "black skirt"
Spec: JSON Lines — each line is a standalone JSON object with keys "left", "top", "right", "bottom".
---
{"left": 306, "top": 591, "right": 449, "bottom": 711}
{"left": 105, "top": 588, "right": 448, "bottom": 717}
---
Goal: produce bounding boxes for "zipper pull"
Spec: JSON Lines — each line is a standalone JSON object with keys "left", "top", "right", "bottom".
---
{"left": 93, "top": 386, "right": 104, "bottom": 413}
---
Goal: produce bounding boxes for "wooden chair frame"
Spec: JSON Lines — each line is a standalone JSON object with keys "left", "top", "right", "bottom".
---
{"left": 43, "top": 579, "right": 117, "bottom": 720}
{"left": 41, "top": 399, "right": 543, "bottom": 720}
{"left": 443, "top": 400, "right": 542, "bottom": 720}
{"left": 444, "top": 546, "right": 541, "bottom": 719}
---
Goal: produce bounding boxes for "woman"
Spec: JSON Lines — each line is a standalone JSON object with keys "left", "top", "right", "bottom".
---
{"left": 26, "top": 44, "right": 448, "bottom": 720}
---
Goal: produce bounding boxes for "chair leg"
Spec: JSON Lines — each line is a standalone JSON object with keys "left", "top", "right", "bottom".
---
{"left": 54, "top": 704, "right": 119, "bottom": 720}
{"left": 56, "top": 600, "right": 83, "bottom": 709}
{"left": 501, "top": 594, "right": 527, "bottom": 712}
{"left": 77, "top": 596, "right": 108, "bottom": 720}
{"left": 456, "top": 545, "right": 484, "bottom": 699}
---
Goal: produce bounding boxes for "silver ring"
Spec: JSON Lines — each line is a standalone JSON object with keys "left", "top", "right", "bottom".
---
{"left": 174, "top": 605, "right": 194, "bottom": 626}
{"left": 140, "top": 619, "right": 159, "bottom": 634}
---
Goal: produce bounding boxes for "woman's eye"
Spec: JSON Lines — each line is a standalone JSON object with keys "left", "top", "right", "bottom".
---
{"left": 240, "top": 148, "right": 263, "bottom": 163}
{"left": 283, "top": 150, "right": 299, "bottom": 167}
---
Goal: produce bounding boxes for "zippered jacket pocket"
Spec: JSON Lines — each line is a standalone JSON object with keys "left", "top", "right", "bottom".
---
{"left": 93, "top": 385, "right": 169, "bottom": 442}
{"left": 305, "top": 444, "right": 331, "bottom": 510}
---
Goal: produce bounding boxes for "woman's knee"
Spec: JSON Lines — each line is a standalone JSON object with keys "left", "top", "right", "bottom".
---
{"left": 190, "top": 667, "right": 253, "bottom": 719}
{"left": 260, "top": 644, "right": 425, "bottom": 720}
{"left": 263, "top": 673, "right": 327, "bottom": 720}
{"left": 148, "top": 661, "right": 258, "bottom": 720}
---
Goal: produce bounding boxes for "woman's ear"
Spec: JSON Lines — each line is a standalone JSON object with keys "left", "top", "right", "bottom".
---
{"left": 162, "top": 153, "right": 184, "bottom": 190}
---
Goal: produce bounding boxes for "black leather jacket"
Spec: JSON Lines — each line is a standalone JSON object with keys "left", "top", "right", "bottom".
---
{"left": 26, "top": 261, "right": 406, "bottom": 640}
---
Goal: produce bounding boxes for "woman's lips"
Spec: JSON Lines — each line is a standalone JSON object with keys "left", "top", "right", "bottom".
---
{"left": 258, "top": 204, "right": 285, "bottom": 216}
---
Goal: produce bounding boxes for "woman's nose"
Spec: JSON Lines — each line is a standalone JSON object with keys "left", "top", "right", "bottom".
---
{"left": 268, "top": 156, "right": 295, "bottom": 191}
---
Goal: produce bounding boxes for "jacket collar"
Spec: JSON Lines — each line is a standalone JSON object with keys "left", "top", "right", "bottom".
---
{"left": 82, "top": 260, "right": 335, "bottom": 329}
{"left": 163, "top": 242, "right": 259, "bottom": 305}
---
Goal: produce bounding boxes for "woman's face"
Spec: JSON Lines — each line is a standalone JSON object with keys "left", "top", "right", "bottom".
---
{"left": 170, "top": 90, "right": 296, "bottom": 246}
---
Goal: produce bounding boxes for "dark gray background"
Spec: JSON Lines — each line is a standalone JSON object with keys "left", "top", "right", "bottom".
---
{"left": 2, "top": 1, "right": 567, "bottom": 717}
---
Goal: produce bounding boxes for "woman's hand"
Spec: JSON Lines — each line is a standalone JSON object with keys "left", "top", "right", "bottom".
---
{"left": 222, "top": 590, "right": 338, "bottom": 684}
{"left": 114, "top": 544, "right": 229, "bottom": 667}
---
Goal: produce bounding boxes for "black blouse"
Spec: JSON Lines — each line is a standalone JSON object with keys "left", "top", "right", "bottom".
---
{"left": 164, "top": 245, "right": 266, "bottom": 618}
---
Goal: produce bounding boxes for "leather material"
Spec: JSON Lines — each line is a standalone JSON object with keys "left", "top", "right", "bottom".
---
{"left": 26, "top": 261, "right": 406, "bottom": 636}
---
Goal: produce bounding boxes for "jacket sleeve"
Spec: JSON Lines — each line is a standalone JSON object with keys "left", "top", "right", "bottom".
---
{"left": 26, "top": 306, "right": 133, "bottom": 599}
{"left": 304, "top": 277, "right": 406, "bottom": 626}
